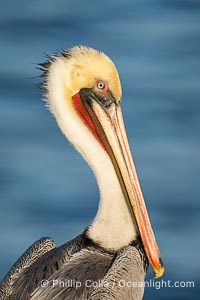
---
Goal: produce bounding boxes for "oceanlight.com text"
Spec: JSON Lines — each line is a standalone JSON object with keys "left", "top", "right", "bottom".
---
{"left": 40, "top": 278, "right": 195, "bottom": 290}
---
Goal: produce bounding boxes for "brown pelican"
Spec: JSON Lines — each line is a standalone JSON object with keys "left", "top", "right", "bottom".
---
{"left": 0, "top": 46, "right": 164, "bottom": 300}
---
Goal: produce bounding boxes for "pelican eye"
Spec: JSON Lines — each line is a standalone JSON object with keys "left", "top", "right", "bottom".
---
{"left": 97, "top": 81, "right": 105, "bottom": 90}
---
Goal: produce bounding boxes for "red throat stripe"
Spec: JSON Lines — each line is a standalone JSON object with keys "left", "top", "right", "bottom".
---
{"left": 72, "top": 93, "right": 106, "bottom": 151}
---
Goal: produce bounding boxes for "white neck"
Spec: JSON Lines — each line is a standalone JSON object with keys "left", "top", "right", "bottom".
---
{"left": 88, "top": 157, "right": 138, "bottom": 251}
{"left": 47, "top": 58, "right": 138, "bottom": 251}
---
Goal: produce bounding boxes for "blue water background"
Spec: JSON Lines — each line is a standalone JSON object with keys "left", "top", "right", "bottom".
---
{"left": 0, "top": 0, "right": 200, "bottom": 299}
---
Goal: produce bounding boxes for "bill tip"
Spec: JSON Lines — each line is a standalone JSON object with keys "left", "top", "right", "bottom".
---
{"left": 154, "top": 258, "right": 165, "bottom": 278}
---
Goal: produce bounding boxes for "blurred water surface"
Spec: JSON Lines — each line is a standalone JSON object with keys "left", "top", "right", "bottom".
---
{"left": 0, "top": 0, "right": 200, "bottom": 299}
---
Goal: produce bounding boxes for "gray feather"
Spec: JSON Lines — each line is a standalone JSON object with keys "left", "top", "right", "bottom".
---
{"left": 31, "top": 247, "right": 113, "bottom": 300}
{"left": 0, "top": 234, "right": 147, "bottom": 300}
{"left": 30, "top": 242, "right": 146, "bottom": 300}
{"left": 0, "top": 237, "right": 55, "bottom": 300}
{"left": 7, "top": 234, "right": 85, "bottom": 300}
{"left": 89, "top": 246, "right": 146, "bottom": 300}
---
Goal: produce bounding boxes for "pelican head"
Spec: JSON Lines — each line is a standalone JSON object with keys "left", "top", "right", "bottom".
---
{"left": 39, "top": 46, "right": 164, "bottom": 278}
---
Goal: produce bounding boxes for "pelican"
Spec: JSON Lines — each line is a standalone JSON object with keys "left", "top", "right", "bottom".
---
{"left": 0, "top": 46, "right": 164, "bottom": 300}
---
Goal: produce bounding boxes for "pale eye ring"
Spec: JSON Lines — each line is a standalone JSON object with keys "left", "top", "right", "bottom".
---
{"left": 97, "top": 81, "right": 105, "bottom": 90}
